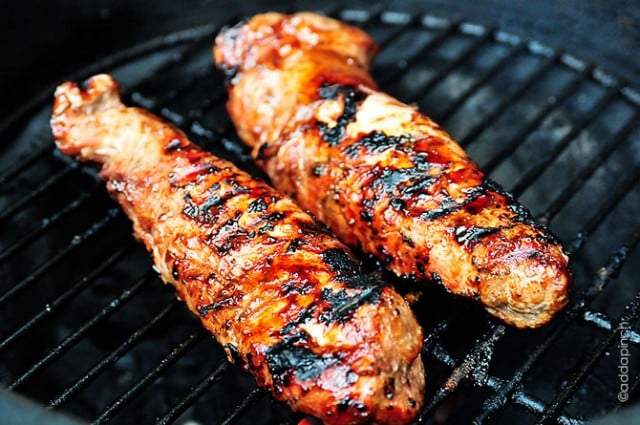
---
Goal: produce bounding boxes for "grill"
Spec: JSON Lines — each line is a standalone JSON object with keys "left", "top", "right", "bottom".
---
{"left": 2, "top": 6, "right": 640, "bottom": 424}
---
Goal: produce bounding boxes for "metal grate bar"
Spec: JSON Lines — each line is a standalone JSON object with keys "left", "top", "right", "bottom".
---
{"left": 0, "top": 208, "right": 120, "bottom": 306}
{"left": 539, "top": 113, "right": 640, "bottom": 224}
{"left": 189, "top": 84, "right": 227, "bottom": 117}
{"left": 568, "top": 162, "right": 640, "bottom": 254}
{"left": 582, "top": 308, "right": 640, "bottom": 341}
{"left": 155, "top": 361, "right": 231, "bottom": 424}
{"left": 50, "top": 302, "right": 178, "bottom": 409}
{"left": 129, "top": 64, "right": 214, "bottom": 119}
{"left": 121, "top": 36, "right": 217, "bottom": 105}
{"left": 485, "top": 376, "right": 578, "bottom": 425}
{"left": 0, "top": 28, "right": 220, "bottom": 187}
{"left": 423, "top": 339, "right": 582, "bottom": 424}
{"left": 0, "top": 21, "right": 220, "bottom": 143}
{"left": 535, "top": 291, "right": 640, "bottom": 424}
{"left": 154, "top": 12, "right": 416, "bottom": 124}
{"left": 217, "top": 387, "right": 264, "bottom": 425}
{"left": 7, "top": 271, "right": 154, "bottom": 390}
{"left": 136, "top": 61, "right": 635, "bottom": 423}
{"left": 375, "top": 19, "right": 459, "bottom": 87}
{"left": 129, "top": 10, "right": 408, "bottom": 119}
{"left": 584, "top": 226, "right": 640, "bottom": 300}
{"left": 434, "top": 43, "right": 526, "bottom": 124}
{"left": 0, "top": 144, "right": 54, "bottom": 186}
{"left": 0, "top": 184, "right": 101, "bottom": 264}
{"left": 92, "top": 329, "right": 206, "bottom": 424}
{"left": 458, "top": 51, "right": 559, "bottom": 148}
{"left": 419, "top": 324, "right": 505, "bottom": 420}
{"left": 422, "top": 320, "right": 450, "bottom": 353}
{"left": 510, "top": 88, "right": 619, "bottom": 196}
{"left": 404, "top": 28, "right": 495, "bottom": 106}
{"left": 472, "top": 227, "right": 640, "bottom": 423}
{"left": 345, "top": 10, "right": 417, "bottom": 51}
{"left": 0, "top": 163, "right": 77, "bottom": 223}
{"left": 481, "top": 64, "right": 594, "bottom": 174}
{"left": 0, "top": 243, "right": 133, "bottom": 353}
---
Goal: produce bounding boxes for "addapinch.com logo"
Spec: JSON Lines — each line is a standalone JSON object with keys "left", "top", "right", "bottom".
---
{"left": 618, "top": 321, "right": 631, "bottom": 403}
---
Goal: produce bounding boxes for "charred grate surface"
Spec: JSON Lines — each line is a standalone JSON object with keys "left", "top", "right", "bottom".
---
{"left": 1, "top": 7, "right": 640, "bottom": 425}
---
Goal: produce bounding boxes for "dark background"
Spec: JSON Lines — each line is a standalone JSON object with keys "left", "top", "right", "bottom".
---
{"left": 1, "top": 0, "right": 639, "bottom": 120}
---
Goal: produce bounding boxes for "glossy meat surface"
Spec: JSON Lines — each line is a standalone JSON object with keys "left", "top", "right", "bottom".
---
{"left": 51, "top": 74, "right": 424, "bottom": 424}
{"left": 214, "top": 12, "right": 571, "bottom": 328}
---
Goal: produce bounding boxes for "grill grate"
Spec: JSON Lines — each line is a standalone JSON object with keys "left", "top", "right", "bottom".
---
{"left": 1, "top": 7, "right": 640, "bottom": 424}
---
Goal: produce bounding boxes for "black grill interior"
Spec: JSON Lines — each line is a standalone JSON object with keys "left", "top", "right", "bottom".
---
{"left": 1, "top": 7, "right": 640, "bottom": 424}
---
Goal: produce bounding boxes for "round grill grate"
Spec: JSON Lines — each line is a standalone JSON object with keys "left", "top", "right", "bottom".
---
{"left": 1, "top": 8, "right": 639, "bottom": 425}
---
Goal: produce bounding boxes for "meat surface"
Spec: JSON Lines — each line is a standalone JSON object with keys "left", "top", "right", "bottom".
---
{"left": 214, "top": 12, "right": 571, "bottom": 328}
{"left": 51, "top": 74, "right": 425, "bottom": 424}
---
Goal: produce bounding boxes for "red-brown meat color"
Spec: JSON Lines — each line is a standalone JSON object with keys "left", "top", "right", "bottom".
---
{"left": 51, "top": 74, "right": 425, "bottom": 424}
{"left": 214, "top": 12, "right": 571, "bottom": 328}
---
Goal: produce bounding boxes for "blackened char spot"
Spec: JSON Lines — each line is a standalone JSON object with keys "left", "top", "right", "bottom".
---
{"left": 254, "top": 142, "right": 271, "bottom": 161}
{"left": 182, "top": 179, "right": 251, "bottom": 225}
{"left": 264, "top": 212, "right": 286, "bottom": 222}
{"left": 376, "top": 167, "right": 438, "bottom": 198}
{"left": 454, "top": 225, "right": 502, "bottom": 246}
{"left": 285, "top": 238, "right": 305, "bottom": 253}
{"left": 482, "top": 178, "right": 535, "bottom": 224}
{"left": 431, "top": 272, "right": 443, "bottom": 287}
{"left": 266, "top": 332, "right": 340, "bottom": 386}
{"left": 338, "top": 397, "right": 367, "bottom": 413}
{"left": 199, "top": 183, "right": 224, "bottom": 210}
{"left": 321, "top": 248, "right": 360, "bottom": 284}
{"left": 482, "top": 178, "right": 561, "bottom": 244}
{"left": 206, "top": 211, "right": 247, "bottom": 254}
{"left": 402, "top": 234, "right": 415, "bottom": 248}
{"left": 421, "top": 196, "right": 460, "bottom": 221}
{"left": 360, "top": 198, "right": 375, "bottom": 223}
{"left": 280, "top": 307, "right": 317, "bottom": 336}
{"left": 316, "top": 83, "right": 366, "bottom": 146}
{"left": 318, "top": 285, "right": 382, "bottom": 324}
{"left": 344, "top": 131, "right": 412, "bottom": 158}
{"left": 247, "top": 197, "right": 269, "bottom": 213}
{"left": 391, "top": 197, "right": 406, "bottom": 211}
{"left": 293, "top": 217, "right": 334, "bottom": 237}
{"left": 420, "top": 182, "right": 492, "bottom": 222}
{"left": 198, "top": 298, "right": 234, "bottom": 316}
{"left": 182, "top": 193, "right": 199, "bottom": 220}
{"left": 384, "top": 377, "right": 396, "bottom": 399}
{"left": 256, "top": 212, "right": 287, "bottom": 235}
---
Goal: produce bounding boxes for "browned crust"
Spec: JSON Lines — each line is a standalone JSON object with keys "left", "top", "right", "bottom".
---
{"left": 51, "top": 74, "right": 425, "bottom": 424}
{"left": 214, "top": 12, "right": 571, "bottom": 328}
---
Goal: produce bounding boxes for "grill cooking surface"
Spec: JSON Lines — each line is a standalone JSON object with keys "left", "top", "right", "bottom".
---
{"left": 2, "top": 8, "right": 640, "bottom": 424}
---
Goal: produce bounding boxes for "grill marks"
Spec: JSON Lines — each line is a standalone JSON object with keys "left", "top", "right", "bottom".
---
{"left": 266, "top": 333, "right": 344, "bottom": 388}
{"left": 316, "top": 83, "right": 366, "bottom": 146}
{"left": 307, "top": 83, "right": 549, "bottom": 254}
{"left": 214, "top": 12, "right": 571, "bottom": 330}
{"left": 344, "top": 131, "right": 413, "bottom": 159}
{"left": 52, "top": 72, "right": 426, "bottom": 423}
{"left": 172, "top": 151, "right": 389, "bottom": 382}
{"left": 265, "top": 248, "right": 384, "bottom": 387}
{"left": 298, "top": 78, "right": 567, "bottom": 303}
